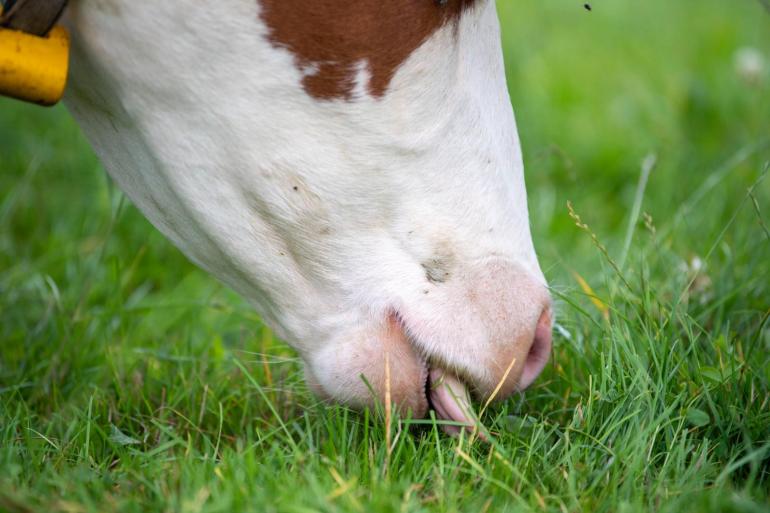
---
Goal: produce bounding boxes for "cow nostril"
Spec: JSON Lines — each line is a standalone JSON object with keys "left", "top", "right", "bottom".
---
{"left": 517, "top": 307, "right": 553, "bottom": 391}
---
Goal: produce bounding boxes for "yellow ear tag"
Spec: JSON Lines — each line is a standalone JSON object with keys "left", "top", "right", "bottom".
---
{"left": 0, "top": 24, "right": 69, "bottom": 106}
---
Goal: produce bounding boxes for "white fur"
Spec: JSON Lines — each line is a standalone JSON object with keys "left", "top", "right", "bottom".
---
{"left": 62, "top": 0, "right": 549, "bottom": 409}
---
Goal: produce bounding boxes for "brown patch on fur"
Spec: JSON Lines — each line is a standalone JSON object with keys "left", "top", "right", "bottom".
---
{"left": 258, "top": 0, "right": 479, "bottom": 100}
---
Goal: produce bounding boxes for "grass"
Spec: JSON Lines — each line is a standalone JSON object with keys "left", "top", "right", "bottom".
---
{"left": 1, "top": 0, "right": 770, "bottom": 511}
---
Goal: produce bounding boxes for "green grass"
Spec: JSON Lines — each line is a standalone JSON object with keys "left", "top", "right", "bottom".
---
{"left": 2, "top": 1, "right": 770, "bottom": 511}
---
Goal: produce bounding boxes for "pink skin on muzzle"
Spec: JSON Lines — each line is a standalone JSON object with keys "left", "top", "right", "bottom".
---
{"left": 428, "top": 308, "right": 553, "bottom": 436}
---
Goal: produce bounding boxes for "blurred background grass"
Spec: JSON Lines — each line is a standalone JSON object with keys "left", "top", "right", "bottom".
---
{"left": 1, "top": 1, "right": 769, "bottom": 511}
{"left": 499, "top": 0, "right": 770, "bottom": 260}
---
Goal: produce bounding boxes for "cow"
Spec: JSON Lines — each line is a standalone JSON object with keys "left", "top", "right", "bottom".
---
{"left": 59, "top": 0, "right": 553, "bottom": 433}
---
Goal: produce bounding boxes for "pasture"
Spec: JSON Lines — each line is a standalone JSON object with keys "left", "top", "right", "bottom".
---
{"left": 2, "top": 1, "right": 769, "bottom": 511}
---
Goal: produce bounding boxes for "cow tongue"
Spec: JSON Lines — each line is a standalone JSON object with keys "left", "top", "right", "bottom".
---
{"left": 428, "top": 368, "right": 478, "bottom": 436}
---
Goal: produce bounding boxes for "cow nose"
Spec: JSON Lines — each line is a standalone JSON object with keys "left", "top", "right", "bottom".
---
{"left": 517, "top": 306, "right": 552, "bottom": 390}
{"left": 397, "top": 259, "right": 553, "bottom": 403}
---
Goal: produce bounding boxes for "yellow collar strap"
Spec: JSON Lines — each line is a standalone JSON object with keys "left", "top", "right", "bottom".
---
{"left": 0, "top": 0, "right": 70, "bottom": 106}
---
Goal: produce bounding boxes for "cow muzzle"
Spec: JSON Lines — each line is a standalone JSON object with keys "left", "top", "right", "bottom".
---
{"left": 303, "top": 258, "right": 552, "bottom": 435}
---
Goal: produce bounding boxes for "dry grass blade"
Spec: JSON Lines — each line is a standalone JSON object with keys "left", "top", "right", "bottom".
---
{"left": 480, "top": 356, "right": 517, "bottom": 417}
{"left": 383, "top": 351, "right": 393, "bottom": 476}
{"left": 572, "top": 271, "right": 610, "bottom": 319}
{"left": 466, "top": 355, "right": 518, "bottom": 443}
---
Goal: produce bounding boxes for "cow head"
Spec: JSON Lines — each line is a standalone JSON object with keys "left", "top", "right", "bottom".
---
{"left": 254, "top": 0, "right": 553, "bottom": 425}
{"left": 64, "top": 0, "right": 552, "bottom": 430}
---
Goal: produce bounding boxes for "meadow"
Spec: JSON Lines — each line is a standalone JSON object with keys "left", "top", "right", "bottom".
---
{"left": 1, "top": 1, "right": 769, "bottom": 511}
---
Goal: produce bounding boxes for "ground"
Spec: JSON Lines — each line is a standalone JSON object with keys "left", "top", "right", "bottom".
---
{"left": 1, "top": 1, "right": 769, "bottom": 512}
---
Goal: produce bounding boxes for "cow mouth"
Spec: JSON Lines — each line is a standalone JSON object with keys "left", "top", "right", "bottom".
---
{"left": 425, "top": 367, "right": 481, "bottom": 436}
{"left": 393, "top": 312, "right": 483, "bottom": 436}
